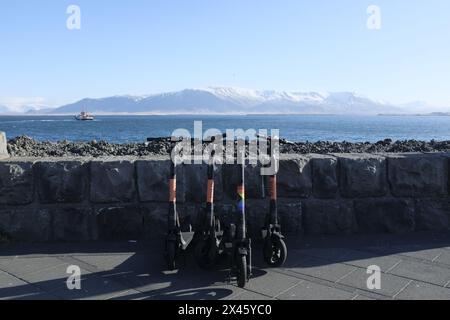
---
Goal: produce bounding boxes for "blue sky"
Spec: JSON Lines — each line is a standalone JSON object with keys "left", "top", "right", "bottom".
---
{"left": 1, "top": 0, "right": 450, "bottom": 110}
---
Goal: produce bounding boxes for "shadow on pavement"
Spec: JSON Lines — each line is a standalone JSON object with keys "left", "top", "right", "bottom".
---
{"left": 0, "top": 242, "right": 268, "bottom": 300}
{"left": 283, "top": 231, "right": 450, "bottom": 268}
{"left": 1, "top": 232, "right": 449, "bottom": 299}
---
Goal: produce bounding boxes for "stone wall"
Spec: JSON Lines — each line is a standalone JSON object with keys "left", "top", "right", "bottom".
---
{"left": 0, "top": 153, "right": 449, "bottom": 242}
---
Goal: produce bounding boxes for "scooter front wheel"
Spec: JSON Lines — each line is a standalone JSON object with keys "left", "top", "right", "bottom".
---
{"left": 263, "top": 237, "right": 287, "bottom": 267}
{"left": 236, "top": 255, "right": 247, "bottom": 288}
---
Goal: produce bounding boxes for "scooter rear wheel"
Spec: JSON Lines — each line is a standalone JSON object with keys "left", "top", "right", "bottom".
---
{"left": 236, "top": 255, "right": 247, "bottom": 288}
{"left": 263, "top": 237, "right": 287, "bottom": 267}
{"left": 166, "top": 241, "right": 177, "bottom": 271}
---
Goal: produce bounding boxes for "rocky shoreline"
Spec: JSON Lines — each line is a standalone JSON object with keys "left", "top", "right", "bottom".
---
{"left": 6, "top": 135, "right": 450, "bottom": 157}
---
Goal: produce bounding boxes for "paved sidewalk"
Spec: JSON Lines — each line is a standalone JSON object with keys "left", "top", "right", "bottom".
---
{"left": 0, "top": 233, "right": 449, "bottom": 300}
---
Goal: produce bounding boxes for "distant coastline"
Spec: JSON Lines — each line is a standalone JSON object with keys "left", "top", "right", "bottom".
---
{"left": 377, "top": 112, "right": 450, "bottom": 117}
{"left": 1, "top": 112, "right": 450, "bottom": 117}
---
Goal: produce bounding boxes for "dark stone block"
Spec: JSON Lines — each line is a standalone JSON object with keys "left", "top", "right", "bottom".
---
{"left": 136, "top": 159, "right": 185, "bottom": 203}
{"left": 388, "top": 154, "right": 448, "bottom": 197}
{"left": 0, "top": 209, "right": 51, "bottom": 242}
{"left": 416, "top": 199, "right": 450, "bottom": 231}
{"left": 354, "top": 198, "right": 415, "bottom": 234}
{"left": 338, "top": 155, "right": 387, "bottom": 198}
{"left": 244, "top": 200, "right": 268, "bottom": 237}
{"left": 52, "top": 207, "right": 93, "bottom": 241}
{"left": 223, "top": 163, "right": 262, "bottom": 200}
{"left": 184, "top": 163, "right": 223, "bottom": 203}
{"left": 96, "top": 206, "right": 143, "bottom": 240}
{"left": 277, "top": 155, "right": 312, "bottom": 198}
{"left": 142, "top": 204, "right": 167, "bottom": 238}
{"left": 142, "top": 203, "right": 198, "bottom": 239}
{"left": 278, "top": 201, "right": 303, "bottom": 234}
{"left": 0, "top": 162, "right": 34, "bottom": 205}
{"left": 90, "top": 160, "right": 136, "bottom": 203}
{"left": 311, "top": 155, "right": 338, "bottom": 199}
{"left": 35, "top": 161, "right": 88, "bottom": 203}
{"left": 244, "top": 200, "right": 303, "bottom": 237}
{"left": 303, "top": 200, "right": 355, "bottom": 235}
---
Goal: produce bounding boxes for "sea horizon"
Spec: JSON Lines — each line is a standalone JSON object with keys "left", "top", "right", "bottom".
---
{"left": 1, "top": 114, "right": 449, "bottom": 143}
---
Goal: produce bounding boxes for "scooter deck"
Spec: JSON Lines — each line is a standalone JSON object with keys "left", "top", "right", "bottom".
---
{"left": 180, "top": 231, "right": 195, "bottom": 250}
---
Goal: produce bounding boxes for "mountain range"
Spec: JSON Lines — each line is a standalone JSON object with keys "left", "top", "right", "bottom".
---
{"left": 1, "top": 87, "right": 447, "bottom": 115}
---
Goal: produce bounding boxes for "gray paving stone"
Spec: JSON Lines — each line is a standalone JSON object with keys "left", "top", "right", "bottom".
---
{"left": 294, "top": 248, "right": 348, "bottom": 263}
{"left": 395, "top": 247, "right": 445, "bottom": 262}
{"left": 1, "top": 235, "right": 449, "bottom": 300}
{"left": 11, "top": 292, "right": 60, "bottom": 300}
{"left": 108, "top": 289, "right": 149, "bottom": 300}
{"left": 337, "top": 268, "right": 410, "bottom": 298}
{"left": 436, "top": 251, "right": 450, "bottom": 266}
{"left": 76, "top": 253, "right": 153, "bottom": 275}
{"left": 286, "top": 254, "right": 357, "bottom": 283}
{"left": 19, "top": 263, "right": 91, "bottom": 292}
{"left": 352, "top": 294, "right": 376, "bottom": 300}
{"left": 75, "top": 254, "right": 136, "bottom": 271}
{"left": 0, "top": 271, "right": 39, "bottom": 300}
{"left": 0, "top": 257, "right": 67, "bottom": 277}
{"left": 244, "top": 271, "right": 302, "bottom": 298}
{"left": 340, "top": 250, "right": 402, "bottom": 272}
{"left": 147, "top": 285, "right": 240, "bottom": 301}
{"left": 229, "top": 291, "right": 274, "bottom": 300}
{"left": 388, "top": 260, "right": 450, "bottom": 287}
{"left": 277, "top": 280, "right": 355, "bottom": 300}
{"left": 50, "top": 275, "right": 132, "bottom": 300}
{"left": 395, "top": 281, "right": 450, "bottom": 300}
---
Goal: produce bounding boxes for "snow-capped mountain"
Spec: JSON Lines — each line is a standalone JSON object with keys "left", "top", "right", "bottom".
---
{"left": 44, "top": 87, "right": 405, "bottom": 115}
{"left": 0, "top": 105, "right": 10, "bottom": 113}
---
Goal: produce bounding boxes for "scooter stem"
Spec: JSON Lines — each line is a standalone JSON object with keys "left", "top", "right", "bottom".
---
{"left": 207, "top": 148, "right": 216, "bottom": 228}
{"left": 237, "top": 154, "right": 246, "bottom": 241}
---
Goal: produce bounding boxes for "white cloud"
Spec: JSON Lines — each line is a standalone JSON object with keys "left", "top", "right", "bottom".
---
{"left": 0, "top": 97, "right": 48, "bottom": 112}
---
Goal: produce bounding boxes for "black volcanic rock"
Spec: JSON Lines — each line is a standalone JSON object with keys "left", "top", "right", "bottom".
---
{"left": 6, "top": 135, "right": 450, "bottom": 158}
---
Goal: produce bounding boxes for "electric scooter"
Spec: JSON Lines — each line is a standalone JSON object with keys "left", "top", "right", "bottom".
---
{"left": 224, "top": 138, "right": 252, "bottom": 288}
{"left": 165, "top": 137, "right": 195, "bottom": 271}
{"left": 259, "top": 135, "right": 288, "bottom": 267}
{"left": 194, "top": 136, "right": 223, "bottom": 269}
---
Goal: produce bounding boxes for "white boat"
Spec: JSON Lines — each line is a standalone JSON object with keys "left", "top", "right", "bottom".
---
{"left": 75, "top": 111, "right": 94, "bottom": 121}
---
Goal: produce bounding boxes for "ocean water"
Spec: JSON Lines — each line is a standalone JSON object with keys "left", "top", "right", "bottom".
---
{"left": 0, "top": 115, "right": 449, "bottom": 143}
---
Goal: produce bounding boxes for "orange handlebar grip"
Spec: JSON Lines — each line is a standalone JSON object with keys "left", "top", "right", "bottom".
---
{"left": 237, "top": 185, "right": 245, "bottom": 197}
{"left": 270, "top": 176, "right": 277, "bottom": 200}
{"left": 207, "top": 179, "right": 215, "bottom": 203}
{"left": 169, "top": 179, "right": 177, "bottom": 202}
